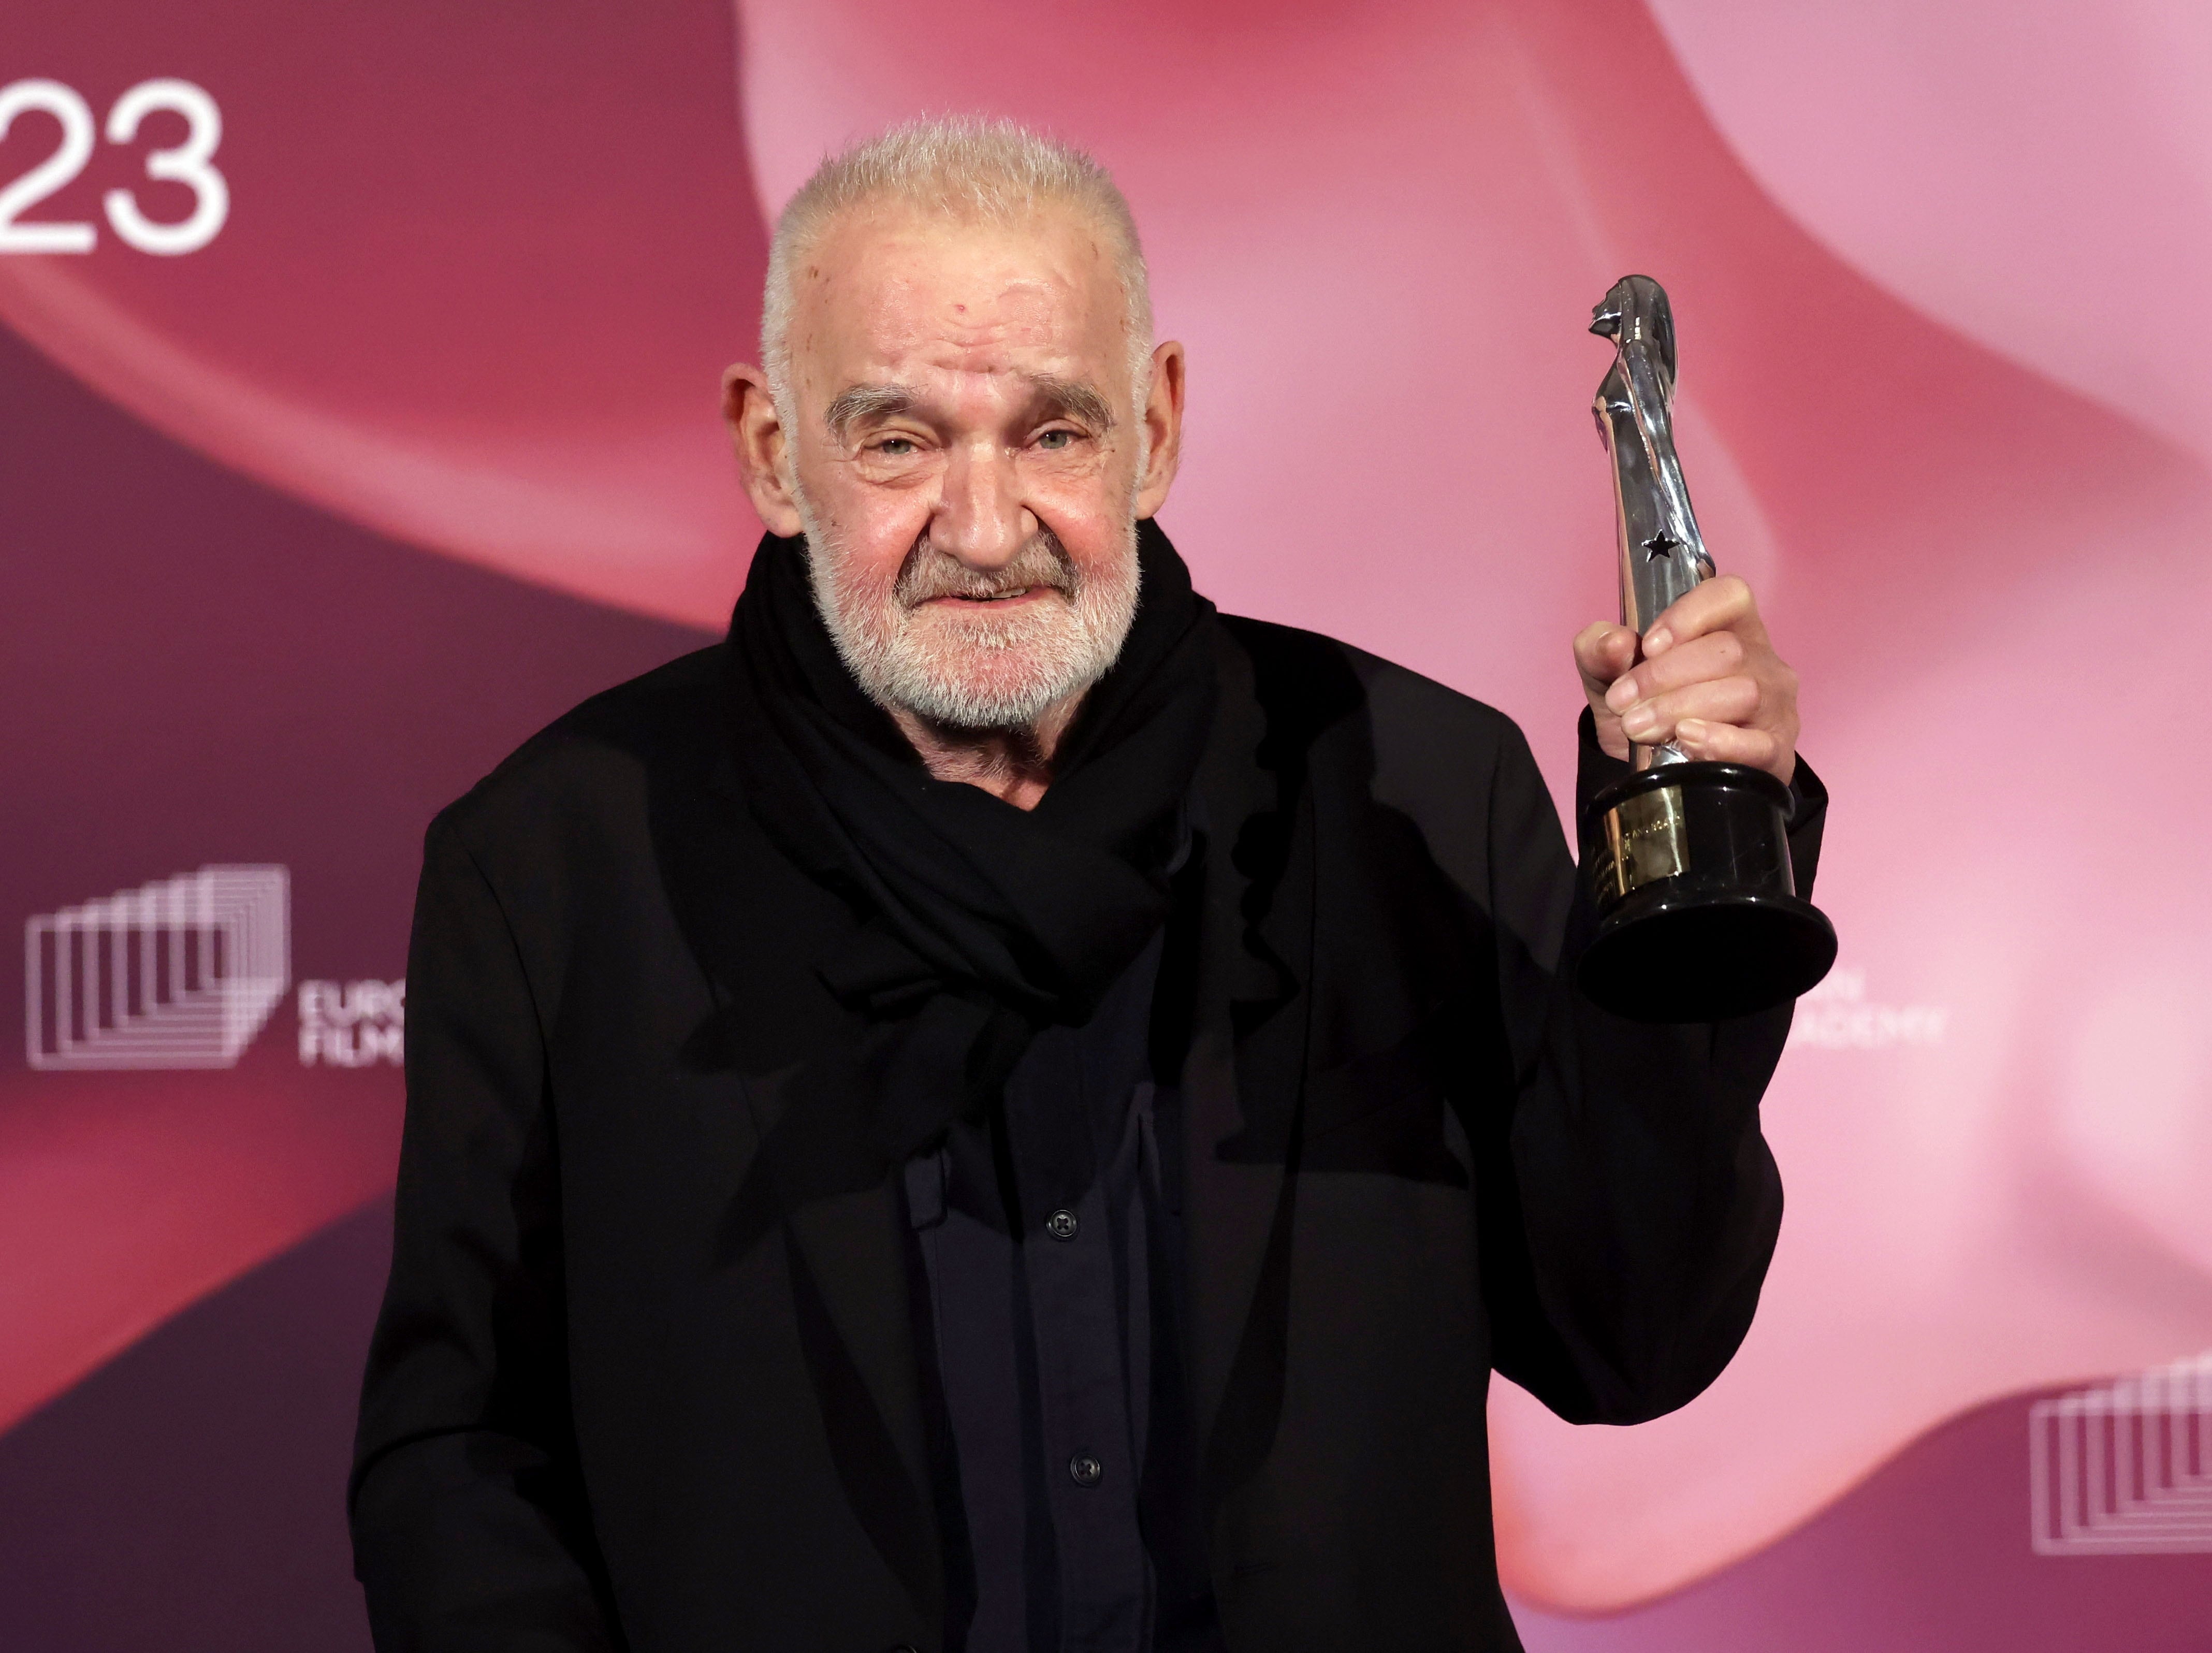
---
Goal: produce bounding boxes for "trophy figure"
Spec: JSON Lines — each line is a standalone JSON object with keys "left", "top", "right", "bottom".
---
{"left": 1580, "top": 274, "right": 1835, "bottom": 1020}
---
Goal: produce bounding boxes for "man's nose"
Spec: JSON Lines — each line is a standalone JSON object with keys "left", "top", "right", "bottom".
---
{"left": 930, "top": 439, "right": 1029, "bottom": 569}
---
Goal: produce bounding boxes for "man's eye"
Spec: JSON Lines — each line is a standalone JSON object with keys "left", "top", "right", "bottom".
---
{"left": 1037, "top": 429, "right": 1077, "bottom": 451}
{"left": 873, "top": 437, "right": 917, "bottom": 457}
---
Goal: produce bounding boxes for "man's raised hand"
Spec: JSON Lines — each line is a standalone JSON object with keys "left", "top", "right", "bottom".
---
{"left": 1573, "top": 574, "right": 1799, "bottom": 784}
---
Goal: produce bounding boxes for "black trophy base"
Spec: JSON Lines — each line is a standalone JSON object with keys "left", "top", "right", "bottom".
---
{"left": 1578, "top": 760, "right": 1836, "bottom": 1022}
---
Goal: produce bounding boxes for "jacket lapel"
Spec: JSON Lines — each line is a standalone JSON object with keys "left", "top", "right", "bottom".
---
{"left": 784, "top": 1180, "right": 943, "bottom": 1622}
{"left": 673, "top": 756, "right": 943, "bottom": 1632}
{"left": 741, "top": 1062, "right": 944, "bottom": 1632}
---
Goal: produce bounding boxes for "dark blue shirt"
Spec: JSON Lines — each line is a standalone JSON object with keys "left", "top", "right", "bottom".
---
{"left": 904, "top": 929, "right": 1220, "bottom": 1653}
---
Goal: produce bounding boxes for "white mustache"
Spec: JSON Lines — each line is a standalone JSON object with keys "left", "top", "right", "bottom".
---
{"left": 895, "top": 534, "right": 1077, "bottom": 607}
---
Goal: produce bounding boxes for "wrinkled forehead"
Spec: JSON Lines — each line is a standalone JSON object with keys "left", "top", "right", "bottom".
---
{"left": 786, "top": 202, "right": 1134, "bottom": 397}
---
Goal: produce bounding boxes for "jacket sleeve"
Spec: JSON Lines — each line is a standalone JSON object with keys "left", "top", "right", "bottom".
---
{"left": 1473, "top": 710, "right": 1821, "bottom": 1424}
{"left": 349, "top": 813, "right": 623, "bottom": 1651}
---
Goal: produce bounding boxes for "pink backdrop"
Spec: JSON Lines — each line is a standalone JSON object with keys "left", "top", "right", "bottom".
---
{"left": 5, "top": 3, "right": 2209, "bottom": 1646}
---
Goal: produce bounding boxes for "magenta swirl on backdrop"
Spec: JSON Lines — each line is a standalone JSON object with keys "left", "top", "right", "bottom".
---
{"left": 2, "top": 0, "right": 2207, "bottom": 1619}
{"left": 0, "top": 1, "right": 767, "bottom": 625}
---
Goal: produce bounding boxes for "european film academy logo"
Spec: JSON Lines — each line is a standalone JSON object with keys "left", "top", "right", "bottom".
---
{"left": 26, "top": 866, "right": 292, "bottom": 1069}
{"left": 297, "top": 977, "right": 404, "bottom": 1068}
{"left": 24, "top": 864, "right": 404, "bottom": 1071}
{"left": 2031, "top": 1352, "right": 2212, "bottom": 1555}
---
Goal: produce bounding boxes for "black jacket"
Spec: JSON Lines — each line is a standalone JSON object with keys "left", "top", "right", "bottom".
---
{"left": 350, "top": 615, "right": 1816, "bottom": 1652}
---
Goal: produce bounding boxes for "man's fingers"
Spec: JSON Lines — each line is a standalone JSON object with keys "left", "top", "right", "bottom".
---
{"left": 1602, "top": 630, "right": 1744, "bottom": 712}
{"left": 1573, "top": 576, "right": 1796, "bottom": 784}
{"left": 1574, "top": 620, "right": 1637, "bottom": 690}
{"left": 1644, "top": 573, "right": 1760, "bottom": 656}
{"left": 1676, "top": 717, "right": 1794, "bottom": 783}
{"left": 1617, "top": 676, "right": 1762, "bottom": 744}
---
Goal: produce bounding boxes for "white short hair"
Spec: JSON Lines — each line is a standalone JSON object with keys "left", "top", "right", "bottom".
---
{"left": 760, "top": 117, "right": 1155, "bottom": 417}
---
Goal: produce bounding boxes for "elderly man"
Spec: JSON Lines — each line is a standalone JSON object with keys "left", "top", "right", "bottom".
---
{"left": 350, "top": 120, "right": 1820, "bottom": 1653}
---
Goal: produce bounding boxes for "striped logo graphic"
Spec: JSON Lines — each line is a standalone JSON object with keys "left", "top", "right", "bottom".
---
{"left": 24, "top": 866, "right": 291, "bottom": 1070}
{"left": 2031, "top": 1352, "right": 2212, "bottom": 1554}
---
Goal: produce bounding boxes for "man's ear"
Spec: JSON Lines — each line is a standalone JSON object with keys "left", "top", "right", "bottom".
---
{"left": 1133, "top": 340, "right": 1186, "bottom": 520}
{"left": 723, "top": 363, "right": 805, "bottom": 536}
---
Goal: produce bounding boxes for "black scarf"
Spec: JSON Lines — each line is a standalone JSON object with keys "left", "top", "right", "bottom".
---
{"left": 724, "top": 519, "right": 1218, "bottom": 1162}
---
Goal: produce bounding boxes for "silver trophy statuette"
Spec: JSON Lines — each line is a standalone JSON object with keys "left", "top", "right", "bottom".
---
{"left": 1589, "top": 275, "right": 1715, "bottom": 769}
{"left": 1577, "top": 274, "right": 1835, "bottom": 1021}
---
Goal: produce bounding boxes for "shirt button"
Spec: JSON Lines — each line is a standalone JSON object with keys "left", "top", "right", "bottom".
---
{"left": 1069, "top": 1452, "right": 1104, "bottom": 1487}
{"left": 1046, "top": 1209, "right": 1080, "bottom": 1241}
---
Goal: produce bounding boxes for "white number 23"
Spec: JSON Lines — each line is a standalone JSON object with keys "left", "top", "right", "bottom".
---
{"left": 0, "top": 78, "right": 228, "bottom": 256}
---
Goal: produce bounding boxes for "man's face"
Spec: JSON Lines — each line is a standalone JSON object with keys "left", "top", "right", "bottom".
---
{"left": 743, "top": 202, "right": 1181, "bottom": 730}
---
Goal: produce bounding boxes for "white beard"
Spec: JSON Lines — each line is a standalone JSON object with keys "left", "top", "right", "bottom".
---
{"left": 797, "top": 498, "right": 1141, "bottom": 731}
